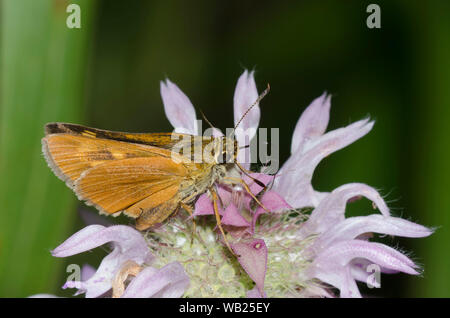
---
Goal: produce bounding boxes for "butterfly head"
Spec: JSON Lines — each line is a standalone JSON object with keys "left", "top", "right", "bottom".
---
{"left": 213, "top": 136, "right": 238, "bottom": 165}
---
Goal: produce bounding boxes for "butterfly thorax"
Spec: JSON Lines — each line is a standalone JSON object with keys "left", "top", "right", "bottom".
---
{"left": 177, "top": 136, "right": 239, "bottom": 204}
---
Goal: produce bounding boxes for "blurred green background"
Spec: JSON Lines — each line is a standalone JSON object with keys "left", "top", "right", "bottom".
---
{"left": 0, "top": 0, "right": 449, "bottom": 297}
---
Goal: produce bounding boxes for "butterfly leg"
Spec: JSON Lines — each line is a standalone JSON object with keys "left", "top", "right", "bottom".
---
{"left": 234, "top": 161, "right": 270, "bottom": 203}
{"left": 210, "top": 187, "right": 236, "bottom": 256}
{"left": 180, "top": 202, "right": 196, "bottom": 244}
{"left": 235, "top": 161, "right": 254, "bottom": 175}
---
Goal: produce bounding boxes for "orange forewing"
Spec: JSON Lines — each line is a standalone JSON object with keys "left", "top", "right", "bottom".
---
{"left": 42, "top": 134, "right": 173, "bottom": 187}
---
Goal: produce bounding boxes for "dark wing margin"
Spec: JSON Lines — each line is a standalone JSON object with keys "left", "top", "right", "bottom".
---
{"left": 44, "top": 122, "right": 216, "bottom": 160}
{"left": 44, "top": 122, "right": 202, "bottom": 149}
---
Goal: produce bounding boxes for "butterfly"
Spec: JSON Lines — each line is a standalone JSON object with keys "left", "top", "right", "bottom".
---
{"left": 42, "top": 86, "right": 270, "bottom": 252}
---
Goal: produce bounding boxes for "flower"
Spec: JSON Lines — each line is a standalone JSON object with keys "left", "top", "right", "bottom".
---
{"left": 52, "top": 225, "right": 189, "bottom": 298}
{"left": 46, "top": 70, "right": 432, "bottom": 298}
{"left": 159, "top": 72, "right": 433, "bottom": 297}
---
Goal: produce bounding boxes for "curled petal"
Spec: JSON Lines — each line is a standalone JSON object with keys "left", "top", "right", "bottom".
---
{"left": 315, "top": 215, "right": 433, "bottom": 251}
{"left": 53, "top": 225, "right": 153, "bottom": 298}
{"left": 233, "top": 70, "right": 260, "bottom": 168}
{"left": 52, "top": 225, "right": 105, "bottom": 257}
{"left": 273, "top": 118, "right": 374, "bottom": 208}
{"left": 52, "top": 225, "right": 150, "bottom": 259}
{"left": 310, "top": 240, "right": 418, "bottom": 280}
{"left": 160, "top": 79, "right": 198, "bottom": 135}
{"left": 299, "top": 183, "right": 390, "bottom": 237}
{"left": 291, "top": 93, "right": 331, "bottom": 154}
{"left": 231, "top": 239, "right": 267, "bottom": 295}
{"left": 302, "top": 117, "right": 374, "bottom": 155}
{"left": 309, "top": 240, "right": 419, "bottom": 297}
{"left": 121, "top": 262, "right": 189, "bottom": 298}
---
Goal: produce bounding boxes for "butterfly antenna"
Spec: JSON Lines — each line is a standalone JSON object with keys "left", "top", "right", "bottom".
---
{"left": 230, "top": 83, "right": 270, "bottom": 139}
{"left": 199, "top": 108, "right": 215, "bottom": 130}
{"left": 235, "top": 161, "right": 266, "bottom": 188}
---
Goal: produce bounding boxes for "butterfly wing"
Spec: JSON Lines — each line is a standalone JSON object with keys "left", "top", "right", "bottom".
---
{"left": 74, "top": 157, "right": 187, "bottom": 218}
{"left": 42, "top": 133, "right": 175, "bottom": 188}
{"left": 42, "top": 123, "right": 211, "bottom": 229}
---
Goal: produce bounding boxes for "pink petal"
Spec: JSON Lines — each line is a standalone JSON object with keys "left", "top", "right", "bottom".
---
{"left": 231, "top": 239, "right": 267, "bottom": 295}
{"left": 315, "top": 215, "right": 433, "bottom": 251}
{"left": 52, "top": 225, "right": 149, "bottom": 258}
{"left": 53, "top": 225, "right": 153, "bottom": 298}
{"left": 81, "top": 264, "right": 96, "bottom": 281}
{"left": 193, "top": 186, "right": 233, "bottom": 216}
{"left": 243, "top": 173, "right": 274, "bottom": 196}
{"left": 233, "top": 70, "right": 260, "bottom": 168}
{"left": 340, "top": 267, "right": 361, "bottom": 298}
{"left": 252, "top": 191, "right": 292, "bottom": 229}
{"left": 309, "top": 240, "right": 419, "bottom": 297}
{"left": 302, "top": 117, "right": 374, "bottom": 155}
{"left": 311, "top": 240, "right": 418, "bottom": 278}
{"left": 221, "top": 204, "right": 251, "bottom": 227}
{"left": 121, "top": 262, "right": 189, "bottom": 298}
{"left": 273, "top": 118, "right": 374, "bottom": 208}
{"left": 291, "top": 93, "right": 331, "bottom": 154}
{"left": 240, "top": 173, "right": 275, "bottom": 212}
{"left": 299, "top": 183, "right": 390, "bottom": 238}
{"left": 160, "top": 79, "right": 198, "bottom": 135}
{"left": 194, "top": 194, "right": 216, "bottom": 216}
{"left": 233, "top": 70, "right": 260, "bottom": 135}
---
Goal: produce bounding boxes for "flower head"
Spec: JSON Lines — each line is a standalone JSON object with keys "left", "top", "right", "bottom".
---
{"left": 46, "top": 70, "right": 432, "bottom": 298}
